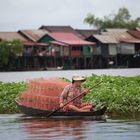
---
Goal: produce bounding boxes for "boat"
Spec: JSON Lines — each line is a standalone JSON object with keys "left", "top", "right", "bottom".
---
{"left": 16, "top": 78, "right": 107, "bottom": 119}
{"left": 16, "top": 100, "right": 107, "bottom": 119}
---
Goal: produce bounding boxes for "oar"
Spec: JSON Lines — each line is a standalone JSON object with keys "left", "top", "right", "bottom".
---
{"left": 46, "top": 80, "right": 103, "bottom": 118}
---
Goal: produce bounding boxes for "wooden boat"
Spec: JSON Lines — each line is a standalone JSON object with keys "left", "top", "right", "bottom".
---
{"left": 16, "top": 100, "right": 107, "bottom": 119}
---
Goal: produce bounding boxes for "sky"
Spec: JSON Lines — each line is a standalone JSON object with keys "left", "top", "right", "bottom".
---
{"left": 0, "top": 0, "right": 140, "bottom": 31}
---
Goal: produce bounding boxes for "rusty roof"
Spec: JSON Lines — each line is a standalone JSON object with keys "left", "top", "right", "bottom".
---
{"left": 102, "top": 30, "right": 140, "bottom": 43}
{"left": 18, "top": 29, "right": 47, "bottom": 42}
{"left": 48, "top": 32, "right": 95, "bottom": 46}
{"left": 49, "top": 41, "right": 68, "bottom": 46}
{"left": 75, "top": 29, "right": 99, "bottom": 39}
{"left": 39, "top": 25, "right": 83, "bottom": 39}
{"left": 0, "top": 32, "right": 28, "bottom": 42}
{"left": 40, "top": 25, "right": 75, "bottom": 32}
{"left": 128, "top": 30, "right": 140, "bottom": 39}
{"left": 94, "top": 30, "right": 140, "bottom": 44}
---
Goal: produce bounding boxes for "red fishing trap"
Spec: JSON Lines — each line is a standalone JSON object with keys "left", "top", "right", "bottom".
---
{"left": 19, "top": 78, "right": 70, "bottom": 110}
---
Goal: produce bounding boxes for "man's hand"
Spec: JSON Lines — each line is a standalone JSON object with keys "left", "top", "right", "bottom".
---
{"left": 60, "top": 103, "right": 64, "bottom": 108}
{"left": 84, "top": 89, "right": 88, "bottom": 94}
{"left": 83, "top": 89, "right": 88, "bottom": 96}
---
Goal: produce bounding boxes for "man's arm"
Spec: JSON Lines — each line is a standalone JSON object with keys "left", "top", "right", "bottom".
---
{"left": 59, "top": 85, "right": 70, "bottom": 107}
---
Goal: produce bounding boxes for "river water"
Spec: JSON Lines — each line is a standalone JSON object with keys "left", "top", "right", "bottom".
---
{"left": 0, "top": 114, "right": 140, "bottom": 140}
{"left": 0, "top": 68, "right": 140, "bottom": 82}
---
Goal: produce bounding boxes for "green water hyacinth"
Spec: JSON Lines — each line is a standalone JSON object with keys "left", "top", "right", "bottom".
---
{"left": 83, "top": 75, "right": 140, "bottom": 116}
{"left": 0, "top": 82, "right": 26, "bottom": 113}
{"left": 0, "top": 75, "right": 140, "bottom": 117}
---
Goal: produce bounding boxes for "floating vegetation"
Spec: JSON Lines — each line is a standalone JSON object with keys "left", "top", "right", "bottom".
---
{"left": 0, "top": 75, "right": 140, "bottom": 117}
{"left": 83, "top": 74, "right": 140, "bottom": 117}
{"left": 0, "top": 82, "right": 26, "bottom": 113}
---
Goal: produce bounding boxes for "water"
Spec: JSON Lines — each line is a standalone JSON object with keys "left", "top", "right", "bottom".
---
{"left": 0, "top": 114, "right": 140, "bottom": 140}
{"left": 0, "top": 68, "right": 140, "bottom": 82}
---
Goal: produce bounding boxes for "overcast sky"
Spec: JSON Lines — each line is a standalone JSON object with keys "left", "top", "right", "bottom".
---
{"left": 0, "top": 0, "right": 139, "bottom": 31}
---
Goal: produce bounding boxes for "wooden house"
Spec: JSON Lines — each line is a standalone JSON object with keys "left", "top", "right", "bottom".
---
{"left": 128, "top": 29, "right": 140, "bottom": 52}
{"left": 92, "top": 34, "right": 118, "bottom": 57}
{"left": 125, "top": 29, "right": 140, "bottom": 68}
{"left": 103, "top": 29, "right": 138, "bottom": 55}
{"left": 40, "top": 26, "right": 95, "bottom": 56}
{"left": 75, "top": 29, "right": 99, "bottom": 56}
{"left": 17, "top": 30, "right": 50, "bottom": 70}
{"left": 38, "top": 32, "right": 95, "bottom": 57}
{"left": 17, "top": 27, "right": 95, "bottom": 69}
{"left": 18, "top": 30, "right": 49, "bottom": 57}
{"left": 38, "top": 26, "right": 96, "bottom": 69}
{"left": 87, "top": 29, "right": 140, "bottom": 67}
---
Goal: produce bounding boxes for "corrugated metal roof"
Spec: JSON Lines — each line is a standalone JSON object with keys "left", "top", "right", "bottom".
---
{"left": 18, "top": 29, "right": 47, "bottom": 42}
{"left": 93, "top": 34, "right": 118, "bottom": 44}
{"left": 102, "top": 30, "right": 140, "bottom": 43}
{"left": 23, "top": 42, "right": 48, "bottom": 46}
{"left": 75, "top": 29, "right": 99, "bottom": 39}
{"left": 39, "top": 25, "right": 83, "bottom": 39}
{"left": 40, "top": 25, "right": 74, "bottom": 33}
{"left": 105, "top": 28, "right": 128, "bottom": 32}
{"left": 50, "top": 41, "right": 68, "bottom": 46}
{"left": 0, "top": 32, "right": 28, "bottom": 42}
{"left": 120, "top": 39, "right": 140, "bottom": 43}
{"left": 128, "top": 30, "right": 140, "bottom": 39}
{"left": 48, "top": 32, "right": 95, "bottom": 46}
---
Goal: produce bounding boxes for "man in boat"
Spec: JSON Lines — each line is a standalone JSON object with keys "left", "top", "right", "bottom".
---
{"left": 59, "top": 75, "right": 93, "bottom": 112}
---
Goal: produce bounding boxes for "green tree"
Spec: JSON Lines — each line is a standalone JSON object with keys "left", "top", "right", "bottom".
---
{"left": 0, "top": 39, "right": 23, "bottom": 70}
{"left": 84, "top": 7, "right": 140, "bottom": 29}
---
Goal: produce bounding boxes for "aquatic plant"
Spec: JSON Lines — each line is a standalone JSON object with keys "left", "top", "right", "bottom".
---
{"left": 0, "top": 75, "right": 140, "bottom": 117}
{"left": 83, "top": 75, "right": 140, "bottom": 116}
{"left": 0, "top": 82, "right": 26, "bottom": 113}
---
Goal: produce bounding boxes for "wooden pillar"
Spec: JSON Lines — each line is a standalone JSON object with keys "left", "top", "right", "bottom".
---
{"left": 70, "top": 46, "right": 72, "bottom": 57}
{"left": 76, "top": 57, "right": 79, "bottom": 69}
{"left": 62, "top": 56, "right": 64, "bottom": 68}
{"left": 115, "top": 55, "right": 117, "bottom": 67}
{"left": 54, "top": 56, "right": 56, "bottom": 67}
{"left": 70, "top": 46, "right": 72, "bottom": 69}
{"left": 84, "top": 56, "right": 86, "bottom": 69}
{"left": 91, "top": 55, "right": 93, "bottom": 69}
{"left": 99, "top": 55, "right": 102, "bottom": 69}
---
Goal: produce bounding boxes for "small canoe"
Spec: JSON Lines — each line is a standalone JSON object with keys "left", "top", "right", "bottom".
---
{"left": 16, "top": 100, "right": 107, "bottom": 119}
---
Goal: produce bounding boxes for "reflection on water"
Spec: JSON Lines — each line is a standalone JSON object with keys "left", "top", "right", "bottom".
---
{"left": 0, "top": 114, "right": 140, "bottom": 140}
{"left": 21, "top": 118, "right": 92, "bottom": 140}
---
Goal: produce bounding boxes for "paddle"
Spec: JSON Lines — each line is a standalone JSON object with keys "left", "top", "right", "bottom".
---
{"left": 46, "top": 80, "right": 103, "bottom": 118}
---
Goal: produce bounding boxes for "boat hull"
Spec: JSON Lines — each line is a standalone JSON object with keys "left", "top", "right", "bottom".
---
{"left": 16, "top": 100, "right": 107, "bottom": 119}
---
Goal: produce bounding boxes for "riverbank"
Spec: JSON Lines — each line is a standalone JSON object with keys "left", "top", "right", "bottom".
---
{"left": 0, "top": 75, "right": 140, "bottom": 117}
